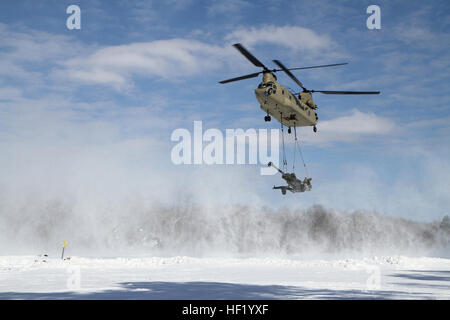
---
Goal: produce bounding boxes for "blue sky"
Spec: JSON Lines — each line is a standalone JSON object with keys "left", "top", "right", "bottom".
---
{"left": 0, "top": 0, "right": 449, "bottom": 222}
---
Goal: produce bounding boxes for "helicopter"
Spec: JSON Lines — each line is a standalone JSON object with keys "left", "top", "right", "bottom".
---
{"left": 219, "top": 43, "right": 380, "bottom": 133}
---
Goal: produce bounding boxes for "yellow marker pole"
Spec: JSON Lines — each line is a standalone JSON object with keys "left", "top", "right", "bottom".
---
{"left": 61, "top": 240, "right": 67, "bottom": 260}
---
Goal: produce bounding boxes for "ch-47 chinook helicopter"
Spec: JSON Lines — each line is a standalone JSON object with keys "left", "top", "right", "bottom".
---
{"left": 220, "top": 43, "right": 380, "bottom": 195}
{"left": 219, "top": 43, "right": 380, "bottom": 134}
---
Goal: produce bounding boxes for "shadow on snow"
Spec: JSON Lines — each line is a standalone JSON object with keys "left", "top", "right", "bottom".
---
{"left": 0, "top": 280, "right": 438, "bottom": 300}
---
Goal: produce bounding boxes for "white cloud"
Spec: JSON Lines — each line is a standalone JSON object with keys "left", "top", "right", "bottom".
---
{"left": 60, "top": 39, "right": 231, "bottom": 89}
{"left": 0, "top": 23, "right": 84, "bottom": 63}
{"left": 300, "top": 110, "right": 395, "bottom": 144}
{"left": 56, "top": 24, "right": 344, "bottom": 90}
{"left": 0, "top": 24, "right": 83, "bottom": 92}
{"left": 207, "top": 0, "right": 250, "bottom": 16}
{"left": 393, "top": 25, "right": 447, "bottom": 51}
{"left": 225, "top": 25, "right": 337, "bottom": 53}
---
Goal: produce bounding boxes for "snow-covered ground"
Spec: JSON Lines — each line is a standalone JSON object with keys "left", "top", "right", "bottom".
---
{"left": 0, "top": 255, "right": 449, "bottom": 299}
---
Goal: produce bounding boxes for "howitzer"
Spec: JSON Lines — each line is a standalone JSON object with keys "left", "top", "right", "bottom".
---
{"left": 268, "top": 162, "right": 312, "bottom": 195}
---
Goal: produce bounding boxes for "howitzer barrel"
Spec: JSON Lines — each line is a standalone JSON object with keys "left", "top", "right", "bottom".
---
{"left": 268, "top": 162, "right": 284, "bottom": 174}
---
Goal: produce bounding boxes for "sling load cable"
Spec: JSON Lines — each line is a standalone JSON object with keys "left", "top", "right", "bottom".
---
{"left": 292, "top": 125, "right": 310, "bottom": 178}
{"left": 280, "top": 114, "right": 288, "bottom": 172}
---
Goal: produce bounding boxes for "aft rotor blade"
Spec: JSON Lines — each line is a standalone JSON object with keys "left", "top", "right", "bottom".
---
{"left": 284, "top": 63, "right": 348, "bottom": 71}
{"left": 311, "top": 90, "right": 380, "bottom": 95}
{"left": 233, "top": 43, "right": 267, "bottom": 69}
{"left": 273, "top": 59, "right": 305, "bottom": 90}
{"left": 219, "top": 71, "right": 262, "bottom": 84}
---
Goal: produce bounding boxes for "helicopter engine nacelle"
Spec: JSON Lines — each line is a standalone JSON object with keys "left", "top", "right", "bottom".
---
{"left": 297, "top": 99, "right": 309, "bottom": 111}
{"left": 306, "top": 100, "right": 317, "bottom": 109}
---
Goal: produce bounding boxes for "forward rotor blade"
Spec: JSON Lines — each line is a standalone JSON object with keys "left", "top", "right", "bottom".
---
{"left": 286, "top": 63, "right": 348, "bottom": 71}
{"left": 219, "top": 71, "right": 262, "bottom": 84}
{"left": 273, "top": 59, "right": 305, "bottom": 90}
{"left": 233, "top": 43, "right": 267, "bottom": 69}
{"left": 310, "top": 90, "right": 380, "bottom": 95}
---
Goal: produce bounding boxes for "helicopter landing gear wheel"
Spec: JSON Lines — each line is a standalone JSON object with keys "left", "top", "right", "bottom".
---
{"left": 264, "top": 115, "right": 271, "bottom": 122}
{"left": 288, "top": 127, "right": 292, "bottom": 134}
{"left": 313, "top": 126, "right": 317, "bottom": 133}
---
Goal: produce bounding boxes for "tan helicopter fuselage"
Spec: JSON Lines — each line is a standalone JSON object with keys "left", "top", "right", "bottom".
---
{"left": 255, "top": 72, "right": 318, "bottom": 128}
